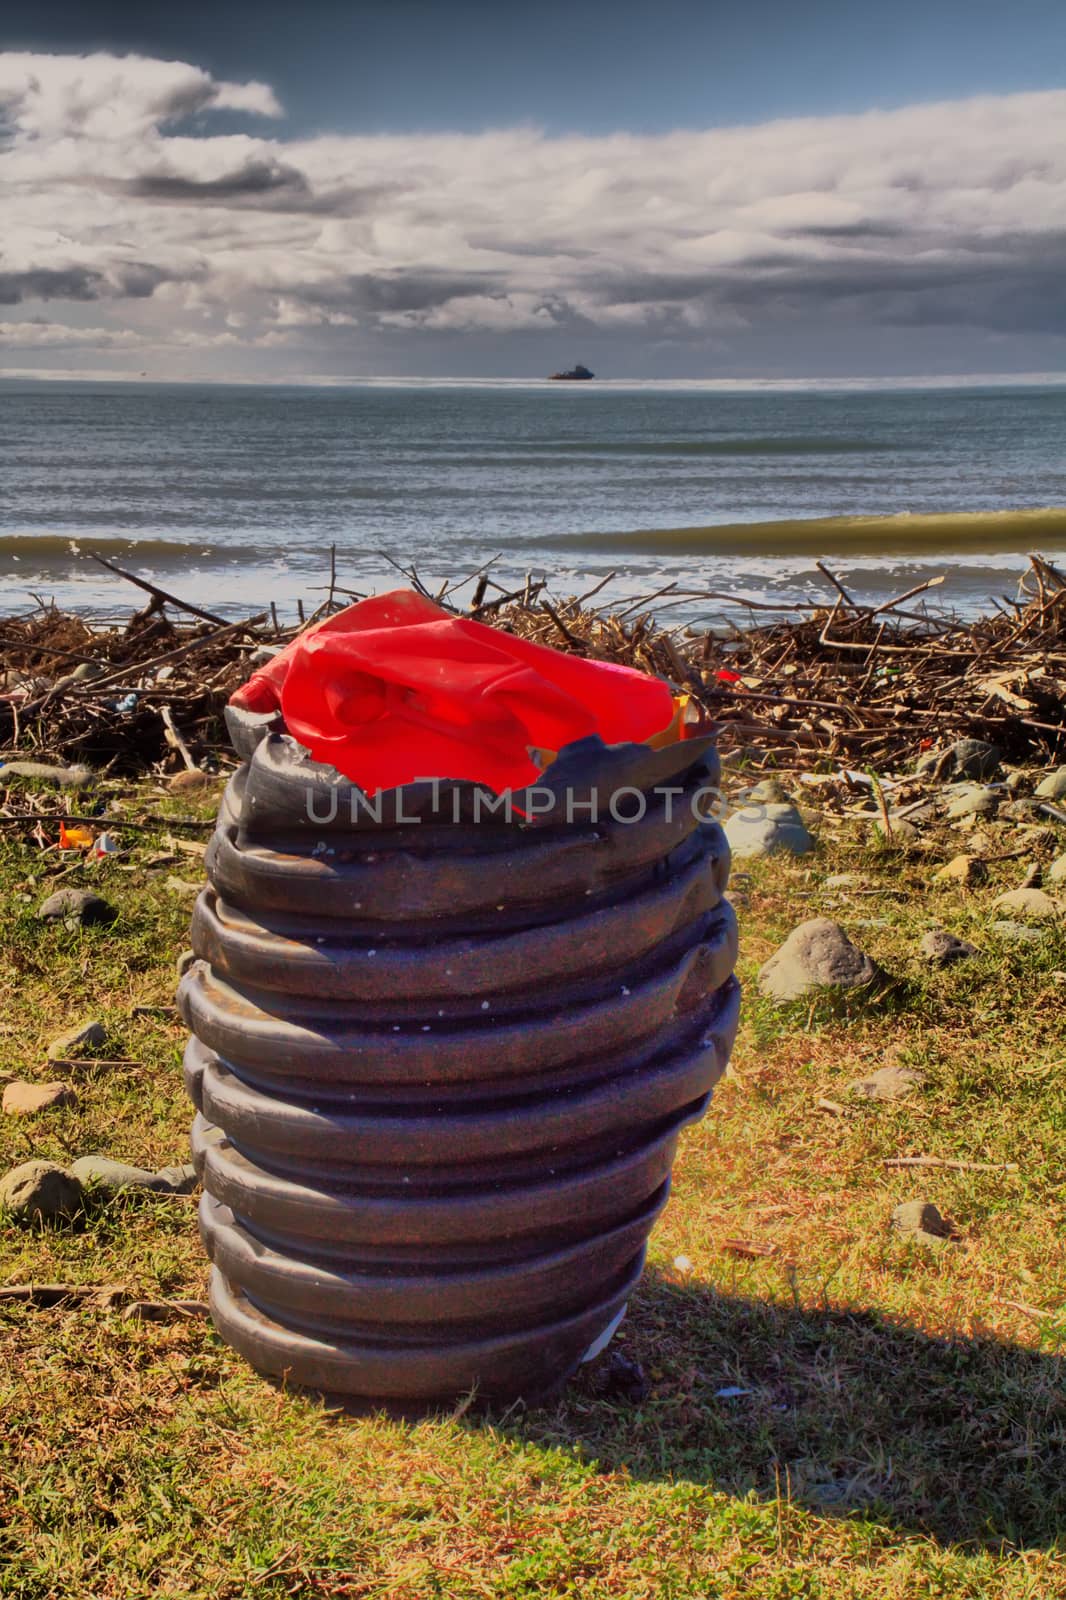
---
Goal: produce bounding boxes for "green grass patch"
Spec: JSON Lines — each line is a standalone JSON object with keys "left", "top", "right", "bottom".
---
{"left": 1, "top": 793, "right": 1064, "bottom": 1597}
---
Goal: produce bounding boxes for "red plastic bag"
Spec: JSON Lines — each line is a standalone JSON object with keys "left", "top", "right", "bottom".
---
{"left": 231, "top": 589, "right": 677, "bottom": 795}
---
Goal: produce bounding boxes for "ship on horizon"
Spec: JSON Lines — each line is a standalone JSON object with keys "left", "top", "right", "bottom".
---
{"left": 549, "top": 363, "right": 594, "bottom": 381}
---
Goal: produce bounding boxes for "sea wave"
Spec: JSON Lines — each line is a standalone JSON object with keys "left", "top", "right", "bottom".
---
{"left": 0, "top": 534, "right": 215, "bottom": 569}
{"left": 537, "top": 507, "right": 1066, "bottom": 557}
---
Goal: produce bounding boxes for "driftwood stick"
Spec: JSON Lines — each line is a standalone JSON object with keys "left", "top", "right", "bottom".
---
{"left": 160, "top": 705, "right": 198, "bottom": 772}
{"left": 88, "top": 552, "right": 230, "bottom": 627}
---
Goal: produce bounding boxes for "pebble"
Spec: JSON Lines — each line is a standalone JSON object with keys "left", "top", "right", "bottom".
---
{"left": 36, "top": 887, "right": 116, "bottom": 926}
{"left": 758, "top": 918, "right": 882, "bottom": 1003}
{"left": 164, "top": 876, "right": 203, "bottom": 899}
{"left": 1034, "top": 766, "right": 1066, "bottom": 801}
{"left": 68, "top": 1155, "right": 198, "bottom": 1195}
{"left": 0, "top": 1159, "right": 83, "bottom": 1223}
{"left": 991, "top": 888, "right": 1060, "bottom": 921}
{"left": 168, "top": 769, "right": 214, "bottom": 794}
{"left": 934, "top": 854, "right": 987, "bottom": 887}
{"left": 724, "top": 802, "right": 815, "bottom": 860}
{"left": 891, "top": 1199, "right": 953, "bottom": 1245}
{"left": 823, "top": 872, "right": 869, "bottom": 891}
{"left": 2, "top": 1080, "right": 76, "bottom": 1115}
{"left": 920, "top": 929, "right": 978, "bottom": 964}
{"left": 945, "top": 785, "right": 999, "bottom": 820}
{"left": 916, "top": 739, "right": 1000, "bottom": 782}
{"left": 1049, "top": 853, "right": 1066, "bottom": 885}
{"left": 740, "top": 778, "right": 790, "bottom": 805}
{"left": 47, "top": 1019, "right": 106, "bottom": 1060}
{"left": 849, "top": 1063, "right": 925, "bottom": 1101}
{"left": 873, "top": 815, "right": 919, "bottom": 843}
{"left": 990, "top": 920, "right": 1046, "bottom": 944}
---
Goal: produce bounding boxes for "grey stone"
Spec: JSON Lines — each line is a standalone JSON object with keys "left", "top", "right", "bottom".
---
{"left": 1034, "top": 766, "right": 1066, "bottom": 801}
{"left": 724, "top": 802, "right": 815, "bottom": 860}
{"left": 823, "top": 872, "right": 869, "bottom": 891}
{"left": 164, "top": 875, "right": 202, "bottom": 899}
{"left": 47, "top": 1020, "right": 106, "bottom": 1060}
{"left": 1002, "top": 798, "right": 1041, "bottom": 821}
{"left": 991, "top": 920, "right": 1046, "bottom": 944}
{"left": 1004, "top": 769, "right": 1031, "bottom": 793}
{"left": 872, "top": 815, "right": 919, "bottom": 843}
{"left": 758, "top": 918, "right": 882, "bottom": 1002}
{"left": 916, "top": 740, "right": 1000, "bottom": 781}
{"left": 36, "top": 888, "right": 115, "bottom": 926}
{"left": 1, "top": 760, "right": 94, "bottom": 787}
{"left": 920, "top": 928, "right": 978, "bottom": 964}
{"left": 891, "top": 1199, "right": 953, "bottom": 1244}
{"left": 2, "top": 1080, "right": 76, "bottom": 1115}
{"left": 741, "top": 777, "right": 790, "bottom": 805}
{"left": 945, "top": 785, "right": 999, "bottom": 820}
{"left": 991, "top": 888, "right": 1060, "bottom": 921}
{"left": 0, "top": 1159, "right": 83, "bottom": 1223}
{"left": 68, "top": 1155, "right": 198, "bottom": 1196}
{"left": 849, "top": 1063, "right": 925, "bottom": 1101}
{"left": 1049, "top": 853, "right": 1066, "bottom": 885}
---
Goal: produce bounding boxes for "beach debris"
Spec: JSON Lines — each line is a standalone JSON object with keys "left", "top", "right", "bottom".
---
{"left": 0, "top": 1159, "right": 84, "bottom": 1224}
{"left": 36, "top": 887, "right": 116, "bottom": 927}
{"left": 46, "top": 1020, "right": 106, "bottom": 1061}
{"left": 1, "top": 760, "right": 94, "bottom": 787}
{"left": 758, "top": 918, "right": 882, "bottom": 1002}
{"left": 2, "top": 1080, "right": 76, "bottom": 1115}
{"left": 891, "top": 1199, "right": 954, "bottom": 1245}
{"left": 2, "top": 551, "right": 1066, "bottom": 779}
{"left": 850, "top": 1062, "right": 925, "bottom": 1100}
{"left": 68, "top": 1155, "right": 198, "bottom": 1196}
{"left": 1034, "top": 766, "right": 1066, "bottom": 800}
{"left": 990, "top": 888, "right": 1061, "bottom": 921}
{"left": 725, "top": 802, "right": 815, "bottom": 860}
{"left": 920, "top": 929, "right": 978, "bottom": 965}
{"left": 934, "top": 854, "right": 987, "bottom": 887}
{"left": 916, "top": 740, "right": 1001, "bottom": 782}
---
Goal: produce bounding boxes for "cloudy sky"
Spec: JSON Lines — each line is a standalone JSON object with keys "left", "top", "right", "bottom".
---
{"left": 2, "top": 0, "right": 1066, "bottom": 381}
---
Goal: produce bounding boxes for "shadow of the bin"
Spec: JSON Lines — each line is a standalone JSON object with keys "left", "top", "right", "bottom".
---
{"left": 489, "top": 1270, "right": 1065, "bottom": 1552}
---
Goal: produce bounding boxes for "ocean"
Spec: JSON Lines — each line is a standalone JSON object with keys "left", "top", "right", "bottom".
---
{"left": 2, "top": 378, "right": 1065, "bottom": 625}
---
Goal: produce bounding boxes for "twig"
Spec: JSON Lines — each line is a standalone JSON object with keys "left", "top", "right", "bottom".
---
{"left": 160, "top": 706, "right": 198, "bottom": 772}
{"left": 88, "top": 552, "right": 231, "bottom": 627}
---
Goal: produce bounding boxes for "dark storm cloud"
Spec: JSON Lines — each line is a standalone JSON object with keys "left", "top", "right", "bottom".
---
{"left": 2, "top": 50, "right": 1065, "bottom": 370}
{"left": 128, "top": 158, "right": 313, "bottom": 205}
{"left": 0, "top": 266, "right": 104, "bottom": 303}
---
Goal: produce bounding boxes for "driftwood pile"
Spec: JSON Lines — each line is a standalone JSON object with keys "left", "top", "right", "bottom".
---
{"left": 2, "top": 553, "right": 1065, "bottom": 779}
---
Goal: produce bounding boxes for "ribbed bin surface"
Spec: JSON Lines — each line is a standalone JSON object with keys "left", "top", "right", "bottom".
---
{"left": 180, "top": 728, "right": 739, "bottom": 1404}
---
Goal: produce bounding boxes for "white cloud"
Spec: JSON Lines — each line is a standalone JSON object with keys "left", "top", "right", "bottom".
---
{"left": 1, "top": 51, "right": 1065, "bottom": 374}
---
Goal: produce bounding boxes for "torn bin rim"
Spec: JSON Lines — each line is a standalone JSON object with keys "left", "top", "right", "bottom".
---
{"left": 229, "top": 588, "right": 709, "bottom": 797}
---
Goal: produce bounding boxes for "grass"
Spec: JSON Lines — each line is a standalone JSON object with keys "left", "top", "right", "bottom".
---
{"left": 1, "top": 778, "right": 1064, "bottom": 1598}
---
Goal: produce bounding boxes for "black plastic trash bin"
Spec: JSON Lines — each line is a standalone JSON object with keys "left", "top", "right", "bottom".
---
{"left": 179, "top": 714, "right": 739, "bottom": 1404}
